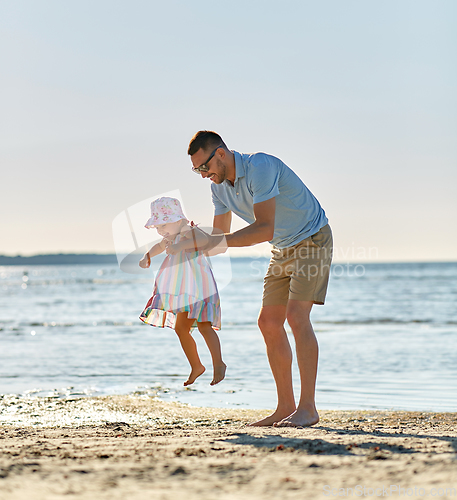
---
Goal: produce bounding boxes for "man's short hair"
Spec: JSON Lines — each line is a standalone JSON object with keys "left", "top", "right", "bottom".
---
{"left": 188, "top": 130, "right": 227, "bottom": 155}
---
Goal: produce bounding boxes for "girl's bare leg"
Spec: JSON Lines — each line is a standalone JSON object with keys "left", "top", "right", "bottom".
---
{"left": 197, "top": 322, "right": 226, "bottom": 385}
{"left": 174, "top": 312, "right": 205, "bottom": 386}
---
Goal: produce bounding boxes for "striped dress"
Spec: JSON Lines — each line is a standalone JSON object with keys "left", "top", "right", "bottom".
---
{"left": 139, "top": 229, "right": 221, "bottom": 330}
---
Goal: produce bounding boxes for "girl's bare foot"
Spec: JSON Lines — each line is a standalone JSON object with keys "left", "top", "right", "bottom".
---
{"left": 210, "top": 362, "right": 226, "bottom": 386}
{"left": 183, "top": 365, "right": 206, "bottom": 386}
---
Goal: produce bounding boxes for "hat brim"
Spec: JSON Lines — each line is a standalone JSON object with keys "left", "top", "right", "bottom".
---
{"left": 144, "top": 215, "right": 187, "bottom": 229}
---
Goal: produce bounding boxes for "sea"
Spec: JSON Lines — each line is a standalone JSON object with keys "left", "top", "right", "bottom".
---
{"left": 1, "top": 258, "right": 456, "bottom": 412}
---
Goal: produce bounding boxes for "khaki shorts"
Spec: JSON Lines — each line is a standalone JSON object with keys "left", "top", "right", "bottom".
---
{"left": 262, "top": 224, "right": 333, "bottom": 306}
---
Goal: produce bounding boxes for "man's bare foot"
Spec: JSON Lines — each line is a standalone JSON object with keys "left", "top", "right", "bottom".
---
{"left": 183, "top": 365, "right": 206, "bottom": 386}
{"left": 248, "top": 406, "right": 297, "bottom": 427}
{"left": 273, "top": 407, "right": 319, "bottom": 428}
{"left": 210, "top": 362, "right": 226, "bottom": 386}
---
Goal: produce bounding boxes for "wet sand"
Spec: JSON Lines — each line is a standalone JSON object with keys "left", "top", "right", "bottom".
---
{"left": 1, "top": 395, "right": 456, "bottom": 499}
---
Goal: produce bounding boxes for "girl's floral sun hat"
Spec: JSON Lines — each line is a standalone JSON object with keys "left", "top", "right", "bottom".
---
{"left": 145, "top": 197, "right": 188, "bottom": 228}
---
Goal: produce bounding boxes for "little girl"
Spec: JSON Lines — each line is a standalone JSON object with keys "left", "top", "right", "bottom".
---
{"left": 139, "top": 197, "right": 226, "bottom": 386}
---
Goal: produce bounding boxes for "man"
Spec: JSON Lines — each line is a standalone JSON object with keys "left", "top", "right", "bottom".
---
{"left": 188, "top": 131, "right": 333, "bottom": 427}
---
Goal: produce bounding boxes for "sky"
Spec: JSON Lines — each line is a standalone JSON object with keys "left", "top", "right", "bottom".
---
{"left": 1, "top": 0, "right": 456, "bottom": 262}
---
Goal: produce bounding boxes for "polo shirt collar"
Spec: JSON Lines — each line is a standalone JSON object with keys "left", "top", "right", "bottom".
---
{"left": 233, "top": 151, "right": 246, "bottom": 182}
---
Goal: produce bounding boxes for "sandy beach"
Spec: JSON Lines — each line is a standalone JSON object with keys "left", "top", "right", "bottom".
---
{"left": 0, "top": 395, "right": 456, "bottom": 499}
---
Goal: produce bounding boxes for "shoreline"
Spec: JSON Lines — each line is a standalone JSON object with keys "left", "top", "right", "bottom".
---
{"left": 1, "top": 396, "right": 456, "bottom": 499}
{"left": 2, "top": 393, "right": 456, "bottom": 424}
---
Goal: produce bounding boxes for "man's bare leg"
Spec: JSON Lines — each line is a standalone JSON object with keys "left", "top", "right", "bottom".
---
{"left": 274, "top": 300, "right": 319, "bottom": 427}
{"left": 249, "top": 304, "right": 297, "bottom": 426}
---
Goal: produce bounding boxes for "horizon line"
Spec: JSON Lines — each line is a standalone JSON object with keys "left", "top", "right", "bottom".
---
{"left": 0, "top": 252, "right": 456, "bottom": 266}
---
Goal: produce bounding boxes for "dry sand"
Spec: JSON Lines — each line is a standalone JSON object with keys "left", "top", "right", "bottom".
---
{"left": 1, "top": 395, "right": 456, "bottom": 499}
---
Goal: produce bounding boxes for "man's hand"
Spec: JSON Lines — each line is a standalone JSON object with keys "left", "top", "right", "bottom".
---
{"left": 165, "top": 241, "right": 181, "bottom": 255}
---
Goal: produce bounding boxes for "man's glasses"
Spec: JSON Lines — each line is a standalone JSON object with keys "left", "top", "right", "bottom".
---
{"left": 192, "top": 145, "right": 222, "bottom": 174}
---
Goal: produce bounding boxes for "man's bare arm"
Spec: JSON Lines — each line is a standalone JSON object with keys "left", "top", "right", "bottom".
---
{"left": 225, "top": 198, "right": 275, "bottom": 247}
{"left": 213, "top": 212, "right": 232, "bottom": 234}
{"left": 203, "top": 212, "right": 231, "bottom": 256}
{"left": 204, "top": 198, "right": 275, "bottom": 252}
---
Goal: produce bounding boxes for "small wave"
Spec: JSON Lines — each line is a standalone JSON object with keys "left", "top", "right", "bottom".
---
{"left": 316, "top": 318, "right": 457, "bottom": 325}
{"left": 73, "top": 374, "right": 135, "bottom": 378}
{"left": 218, "top": 321, "right": 259, "bottom": 328}
{"left": 1, "top": 278, "right": 151, "bottom": 288}
{"left": 363, "top": 274, "right": 457, "bottom": 281}
{"left": 28, "top": 321, "right": 76, "bottom": 327}
{"left": 21, "top": 320, "right": 136, "bottom": 328}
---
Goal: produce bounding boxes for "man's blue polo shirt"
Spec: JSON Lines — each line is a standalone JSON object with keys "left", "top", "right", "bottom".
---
{"left": 211, "top": 151, "right": 328, "bottom": 249}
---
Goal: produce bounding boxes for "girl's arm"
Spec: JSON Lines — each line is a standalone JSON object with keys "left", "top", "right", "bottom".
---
{"left": 139, "top": 239, "right": 166, "bottom": 268}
